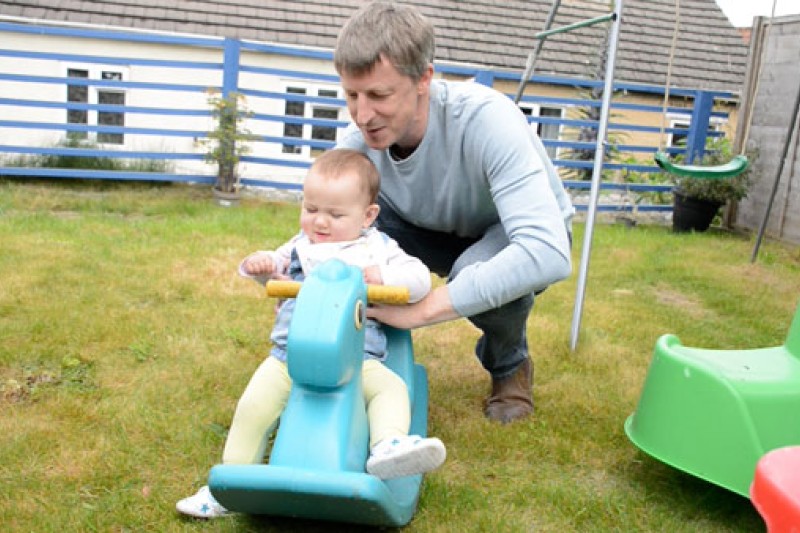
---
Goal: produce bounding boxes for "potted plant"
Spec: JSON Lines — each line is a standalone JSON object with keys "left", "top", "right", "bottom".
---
{"left": 669, "top": 137, "right": 754, "bottom": 232}
{"left": 202, "top": 90, "right": 254, "bottom": 206}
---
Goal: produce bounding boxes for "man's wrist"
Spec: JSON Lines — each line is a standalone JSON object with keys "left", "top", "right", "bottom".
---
{"left": 419, "top": 286, "right": 460, "bottom": 326}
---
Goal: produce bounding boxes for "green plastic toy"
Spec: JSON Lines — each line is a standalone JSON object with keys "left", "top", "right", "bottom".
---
{"left": 625, "top": 301, "right": 800, "bottom": 497}
{"left": 654, "top": 151, "right": 750, "bottom": 180}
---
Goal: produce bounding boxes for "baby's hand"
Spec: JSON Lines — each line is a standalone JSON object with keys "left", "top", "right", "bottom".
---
{"left": 242, "top": 252, "right": 275, "bottom": 277}
{"left": 362, "top": 265, "right": 383, "bottom": 285}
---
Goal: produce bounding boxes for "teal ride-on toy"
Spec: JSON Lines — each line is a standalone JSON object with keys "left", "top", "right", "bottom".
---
{"left": 207, "top": 259, "right": 431, "bottom": 527}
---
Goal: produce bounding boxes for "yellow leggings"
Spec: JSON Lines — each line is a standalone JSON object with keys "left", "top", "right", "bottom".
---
{"left": 222, "top": 357, "right": 410, "bottom": 464}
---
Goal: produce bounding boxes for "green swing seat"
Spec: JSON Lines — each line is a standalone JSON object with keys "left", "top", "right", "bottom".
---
{"left": 625, "top": 301, "right": 800, "bottom": 497}
{"left": 654, "top": 151, "right": 750, "bottom": 179}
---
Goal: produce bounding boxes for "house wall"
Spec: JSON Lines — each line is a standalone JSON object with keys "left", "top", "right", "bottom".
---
{"left": 494, "top": 78, "right": 739, "bottom": 168}
{"left": 734, "top": 15, "right": 800, "bottom": 245}
{"left": 0, "top": 28, "right": 346, "bottom": 184}
{"left": 0, "top": 30, "right": 218, "bottom": 175}
{"left": 0, "top": 20, "right": 739, "bottom": 216}
{"left": 236, "top": 50, "right": 343, "bottom": 185}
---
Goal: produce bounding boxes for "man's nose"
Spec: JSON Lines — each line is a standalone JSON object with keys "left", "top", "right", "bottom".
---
{"left": 354, "top": 96, "right": 375, "bottom": 125}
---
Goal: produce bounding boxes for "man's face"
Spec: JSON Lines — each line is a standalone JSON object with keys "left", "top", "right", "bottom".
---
{"left": 339, "top": 56, "right": 432, "bottom": 151}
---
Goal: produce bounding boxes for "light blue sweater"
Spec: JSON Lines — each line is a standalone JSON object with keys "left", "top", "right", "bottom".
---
{"left": 337, "top": 79, "right": 574, "bottom": 317}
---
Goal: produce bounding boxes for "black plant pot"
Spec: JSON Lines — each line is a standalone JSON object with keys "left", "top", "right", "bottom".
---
{"left": 212, "top": 185, "right": 241, "bottom": 207}
{"left": 672, "top": 192, "right": 722, "bottom": 233}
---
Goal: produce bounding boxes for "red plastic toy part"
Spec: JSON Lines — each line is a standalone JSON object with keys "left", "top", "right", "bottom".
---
{"left": 751, "top": 446, "right": 800, "bottom": 532}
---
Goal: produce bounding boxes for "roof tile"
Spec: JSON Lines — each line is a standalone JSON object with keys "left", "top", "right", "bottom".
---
{"left": 0, "top": 0, "right": 749, "bottom": 92}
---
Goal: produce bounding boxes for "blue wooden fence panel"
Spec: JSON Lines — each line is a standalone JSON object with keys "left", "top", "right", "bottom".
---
{"left": 0, "top": 21, "right": 734, "bottom": 213}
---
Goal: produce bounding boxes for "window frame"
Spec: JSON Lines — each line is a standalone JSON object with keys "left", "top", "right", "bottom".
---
{"left": 63, "top": 63, "right": 128, "bottom": 145}
{"left": 666, "top": 114, "right": 727, "bottom": 156}
{"left": 519, "top": 102, "right": 564, "bottom": 160}
{"left": 280, "top": 81, "right": 343, "bottom": 158}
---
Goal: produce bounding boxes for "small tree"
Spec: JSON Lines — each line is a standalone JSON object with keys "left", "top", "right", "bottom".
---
{"left": 202, "top": 91, "right": 253, "bottom": 194}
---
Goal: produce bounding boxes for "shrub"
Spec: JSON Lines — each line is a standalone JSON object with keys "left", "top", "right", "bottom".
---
{"left": 671, "top": 137, "right": 755, "bottom": 205}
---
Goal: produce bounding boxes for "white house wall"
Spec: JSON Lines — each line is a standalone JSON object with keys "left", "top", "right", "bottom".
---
{"left": 237, "top": 50, "right": 345, "bottom": 185}
{"left": 0, "top": 26, "right": 346, "bottom": 185}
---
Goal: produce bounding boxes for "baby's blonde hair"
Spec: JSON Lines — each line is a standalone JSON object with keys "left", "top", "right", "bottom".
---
{"left": 309, "top": 149, "right": 380, "bottom": 203}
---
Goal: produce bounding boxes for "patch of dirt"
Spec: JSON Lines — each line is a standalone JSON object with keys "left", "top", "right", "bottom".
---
{"left": 1, "top": 371, "right": 58, "bottom": 404}
{"left": 653, "top": 285, "right": 710, "bottom": 320}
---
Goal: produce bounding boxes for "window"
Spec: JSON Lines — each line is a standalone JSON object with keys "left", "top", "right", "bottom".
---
{"left": 67, "top": 69, "right": 89, "bottom": 140}
{"left": 97, "top": 71, "right": 125, "bottom": 145}
{"left": 282, "top": 87, "right": 306, "bottom": 154}
{"left": 520, "top": 104, "right": 564, "bottom": 160}
{"left": 667, "top": 119, "right": 690, "bottom": 153}
{"left": 667, "top": 117, "right": 726, "bottom": 160}
{"left": 537, "top": 107, "right": 563, "bottom": 160}
{"left": 65, "top": 66, "right": 126, "bottom": 145}
{"left": 281, "top": 84, "right": 342, "bottom": 157}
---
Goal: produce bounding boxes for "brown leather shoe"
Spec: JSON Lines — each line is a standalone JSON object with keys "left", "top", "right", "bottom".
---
{"left": 484, "top": 358, "right": 533, "bottom": 423}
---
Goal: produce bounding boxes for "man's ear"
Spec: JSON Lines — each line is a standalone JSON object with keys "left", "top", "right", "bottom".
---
{"left": 417, "top": 63, "right": 434, "bottom": 95}
{"left": 364, "top": 203, "right": 380, "bottom": 227}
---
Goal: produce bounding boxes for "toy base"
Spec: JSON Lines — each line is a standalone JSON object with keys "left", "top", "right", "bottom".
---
{"left": 209, "top": 465, "right": 422, "bottom": 527}
{"left": 209, "top": 364, "right": 429, "bottom": 527}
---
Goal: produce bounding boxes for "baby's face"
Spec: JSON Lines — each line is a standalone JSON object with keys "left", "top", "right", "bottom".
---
{"left": 300, "top": 170, "right": 378, "bottom": 244}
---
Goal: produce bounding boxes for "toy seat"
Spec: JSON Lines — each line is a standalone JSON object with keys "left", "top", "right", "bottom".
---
{"left": 625, "top": 302, "right": 800, "bottom": 497}
{"left": 207, "top": 260, "right": 430, "bottom": 527}
{"left": 751, "top": 446, "right": 800, "bottom": 532}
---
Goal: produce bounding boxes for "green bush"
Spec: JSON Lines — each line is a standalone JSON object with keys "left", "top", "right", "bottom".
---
{"left": 1, "top": 134, "right": 174, "bottom": 173}
{"left": 671, "top": 137, "right": 754, "bottom": 204}
{"left": 616, "top": 154, "right": 672, "bottom": 206}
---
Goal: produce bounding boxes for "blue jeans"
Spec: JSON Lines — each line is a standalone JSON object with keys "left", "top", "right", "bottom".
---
{"left": 376, "top": 199, "right": 532, "bottom": 380}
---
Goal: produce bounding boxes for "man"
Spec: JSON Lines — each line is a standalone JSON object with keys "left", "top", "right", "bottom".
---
{"left": 334, "top": 2, "right": 574, "bottom": 423}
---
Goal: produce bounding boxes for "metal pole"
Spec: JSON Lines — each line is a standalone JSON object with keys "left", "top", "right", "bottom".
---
{"left": 513, "top": 0, "right": 561, "bottom": 105}
{"left": 570, "top": 0, "right": 623, "bottom": 351}
{"left": 535, "top": 12, "right": 616, "bottom": 39}
{"left": 750, "top": 69, "right": 800, "bottom": 263}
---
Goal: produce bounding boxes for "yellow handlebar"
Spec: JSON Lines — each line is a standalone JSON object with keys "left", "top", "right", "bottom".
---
{"left": 266, "top": 280, "right": 410, "bottom": 305}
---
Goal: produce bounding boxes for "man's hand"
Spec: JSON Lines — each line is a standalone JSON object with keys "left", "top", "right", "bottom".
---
{"left": 366, "top": 286, "right": 460, "bottom": 329}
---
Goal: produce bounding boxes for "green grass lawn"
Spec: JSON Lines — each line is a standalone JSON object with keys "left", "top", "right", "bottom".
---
{"left": 1, "top": 179, "right": 799, "bottom": 532}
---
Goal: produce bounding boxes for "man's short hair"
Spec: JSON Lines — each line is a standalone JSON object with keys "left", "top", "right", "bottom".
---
{"left": 334, "top": 1, "right": 435, "bottom": 81}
